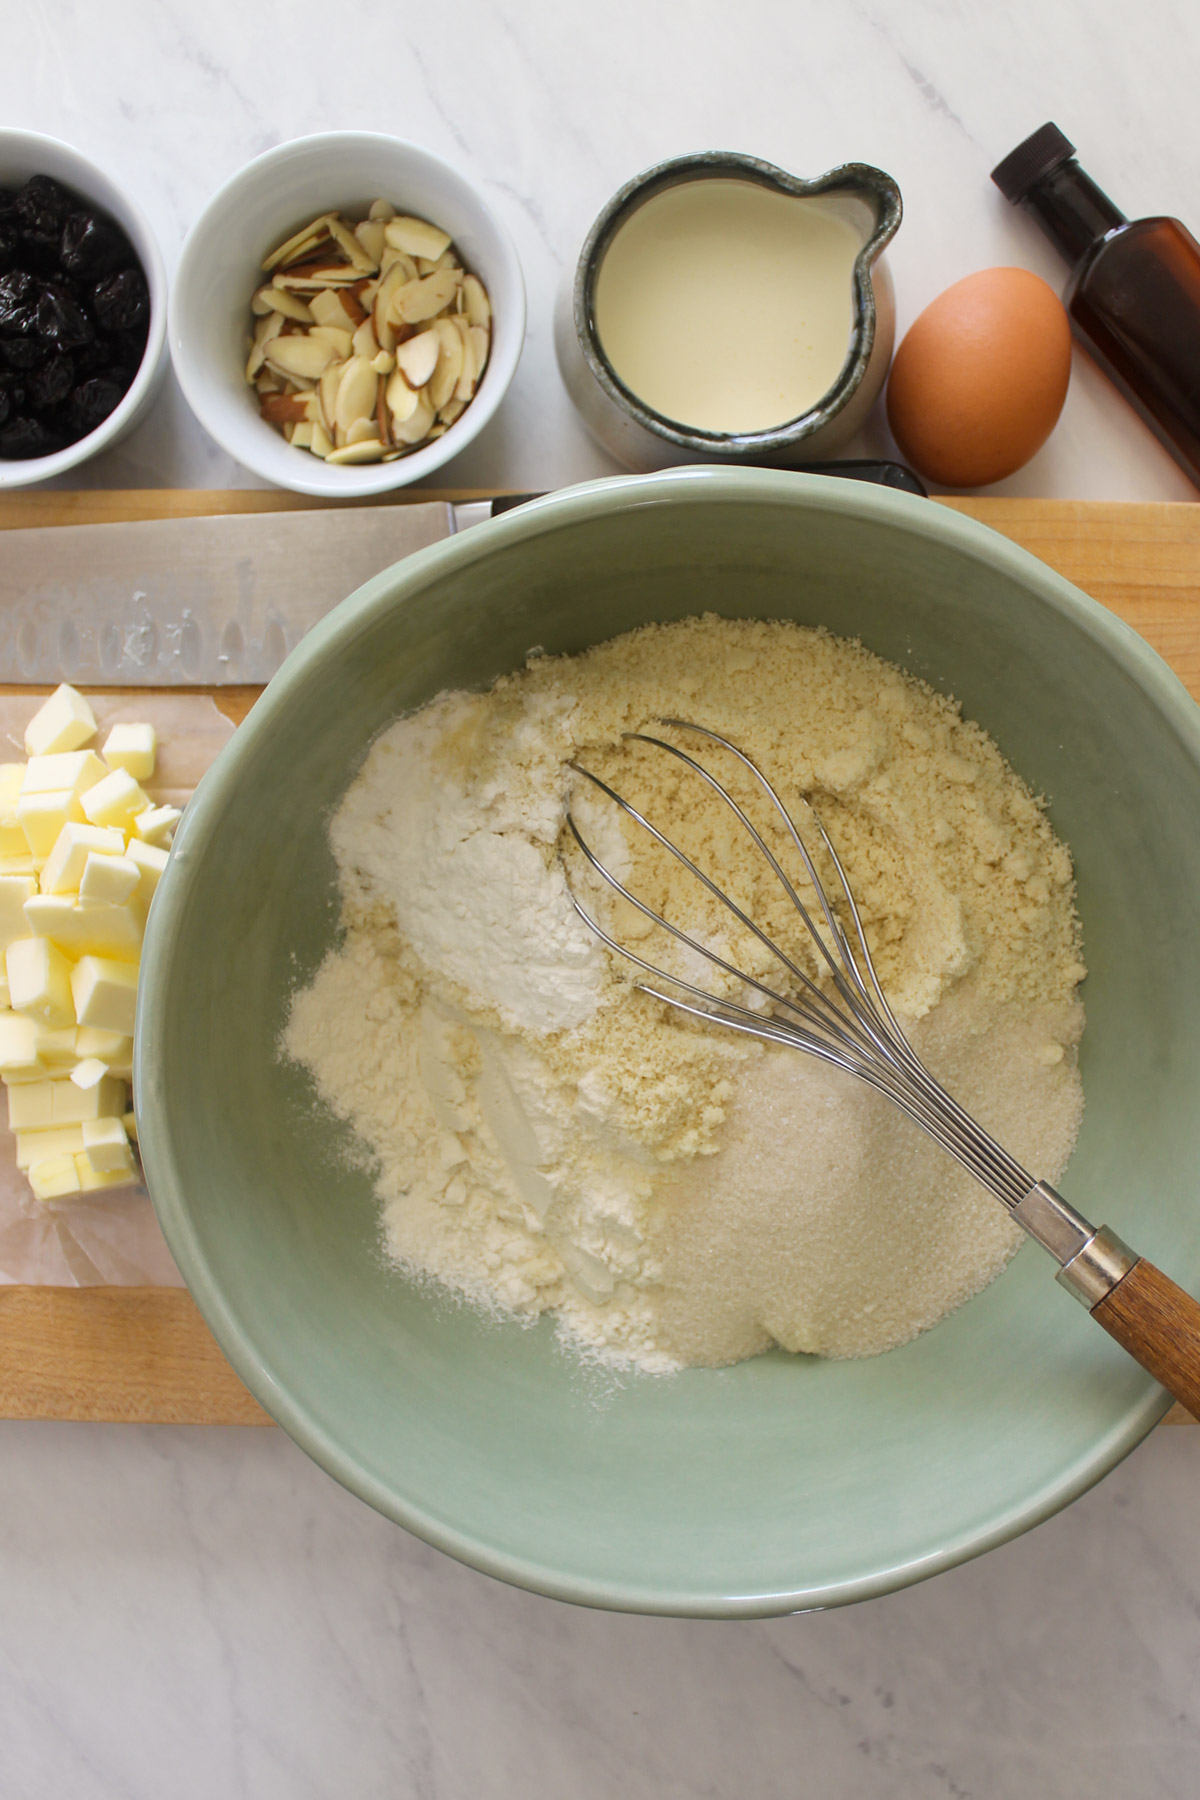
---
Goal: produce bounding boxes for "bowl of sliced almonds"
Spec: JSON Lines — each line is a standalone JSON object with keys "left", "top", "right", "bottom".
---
{"left": 169, "top": 133, "right": 525, "bottom": 496}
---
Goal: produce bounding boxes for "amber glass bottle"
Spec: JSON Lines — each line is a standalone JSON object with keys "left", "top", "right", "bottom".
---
{"left": 992, "top": 123, "right": 1200, "bottom": 489}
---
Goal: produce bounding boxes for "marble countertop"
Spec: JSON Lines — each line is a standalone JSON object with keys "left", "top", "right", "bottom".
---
{"left": 3, "top": 2, "right": 1199, "bottom": 1794}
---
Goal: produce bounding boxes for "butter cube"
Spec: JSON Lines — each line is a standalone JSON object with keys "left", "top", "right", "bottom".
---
{"left": 132, "top": 805, "right": 181, "bottom": 848}
{"left": 24, "top": 895, "right": 144, "bottom": 962}
{"left": 0, "top": 873, "right": 36, "bottom": 950}
{"left": 123, "top": 1109, "right": 137, "bottom": 1142}
{"left": 0, "top": 1011, "right": 43, "bottom": 1080}
{"left": 75, "top": 1148, "right": 136, "bottom": 1192}
{"left": 127, "top": 840, "right": 169, "bottom": 907}
{"left": 0, "top": 972, "right": 10, "bottom": 1008}
{"left": 34, "top": 1025, "right": 79, "bottom": 1067}
{"left": 7, "top": 937, "right": 75, "bottom": 1028}
{"left": 24, "top": 685, "right": 97, "bottom": 757}
{"left": 102, "top": 723, "right": 157, "bottom": 781}
{"left": 18, "top": 789, "right": 82, "bottom": 860}
{"left": 80, "top": 768, "right": 150, "bottom": 831}
{"left": 7, "top": 1079, "right": 54, "bottom": 1130}
{"left": 70, "top": 956, "right": 139, "bottom": 1035}
{"left": 41, "top": 822, "right": 126, "bottom": 895}
{"left": 76, "top": 1027, "right": 131, "bottom": 1063}
{"left": 81, "top": 1115, "right": 134, "bottom": 1174}
{"left": 15, "top": 1123, "right": 84, "bottom": 1169}
{"left": 79, "top": 852, "right": 140, "bottom": 907}
{"left": 22, "top": 751, "right": 108, "bottom": 800}
{"left": 70, "top": 1056, "right": 109, "bottom": 1090}
{"left": 0, "top": 856, "right": 35, "bottom": 876}
{"left": 29, "top": 1153, "right": 83, "bottom": 1202}
{"left": 50, "top": 1073, "right": 124, "bottom": 1124}
{"left": 0, "top": 765, "right": 26, "bottom": 858}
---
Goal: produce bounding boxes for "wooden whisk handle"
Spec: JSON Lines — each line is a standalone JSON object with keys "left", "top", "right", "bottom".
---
{"left": 1090, "top": 1260, "right": 1200, "bottom": 1421}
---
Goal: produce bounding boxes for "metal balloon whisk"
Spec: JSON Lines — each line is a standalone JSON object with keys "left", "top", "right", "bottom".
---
{"left": 562, "top": 719, "right": 1200, "bottom": 1419}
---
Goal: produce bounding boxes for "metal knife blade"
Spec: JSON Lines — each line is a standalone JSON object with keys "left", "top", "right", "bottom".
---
{"left": 0, "top": 498, "right": 501, "bottom": 686}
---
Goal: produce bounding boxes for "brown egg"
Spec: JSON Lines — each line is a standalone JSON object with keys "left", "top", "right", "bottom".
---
{"left": 886, "top": 268, "right": 1072, "bottom": 488}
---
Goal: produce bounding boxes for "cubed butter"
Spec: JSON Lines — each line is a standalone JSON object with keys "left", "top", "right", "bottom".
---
{"left": 0, "top": 972, "right": 10, "bottom": 1009}
{"left": 0, "top": 821, "right": 27, "bottom": 859}
{"left": 15, "top": 1123, "right": 84, "bottom": 1169}
{"left": 6, "top": 936, "right": 75, "bottom": 1028}
{"left": 80, "top": 768, "right": 150, "bottom": 831}
{"left": 70, "top": 956, "right": 139, "bottom": 1035}
{"left": 41, "top": 822, "right": 126, "bottom": 895}
{"left": 0, "top": 873, "right": 36, "bottom": 950}
{"left": 81, "top": 1115, "right": 134, "bottom": 1174}
{"left": 70, "top": 1056, "right": 109, "bottom": 1090}
{"left": 101, "top": 723, "right": 157, "bottom": 781}
{"left": 79, "top": 852, "right": 140, "bottom": 907}
{"left": 127, "top": 839, "right": 169, "bottom": 907}
{"left": 17, "top": 789, "right": 82, "bottom": 860}
{"left": 0, "top": 762, "right": 27, "bottom": 859}
{"left": 29, "top": 1153, "right": 83, "bottom": 1202}
{"left": 0, "top": 856, "right": 35, "bottom": 876}
{"left": 21, "top": 751, "right": 108, "bottom": 800}
{"left": 132, "top": 805, "right": 181, "bottom": 848}
{"left": 50, "top": 1073, "right": 124, "bottom": 1124}
{"left": 75, "top": 1148, "right": 135, "bottom": 1192}
{"left": 122, "top": 1110, "right": 137, "bottom": 1143}
{"left": 7, "top": 1079, "right": 54, "bottom": 1131}
{"left": 24, "top": 895, "right": 143, "bottom": 962}
{"left": 33, "top": 1024, "right": 78, "bottom": 1067}
{"left": 76, "top": 1027, "right": 131, "bottom": 1063}
{"left": 0, "top": 1011, "right": 43, "bottom": 1080}
{"left": 24, "top": 685, "right": 97, "bottom": 757}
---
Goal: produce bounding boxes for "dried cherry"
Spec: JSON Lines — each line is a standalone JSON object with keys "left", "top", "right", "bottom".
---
{"left": 92, "top": 267, "right": 149, "bottom": 334}
{"left": 61, "top": 209, "right": 129, "bottom": 280}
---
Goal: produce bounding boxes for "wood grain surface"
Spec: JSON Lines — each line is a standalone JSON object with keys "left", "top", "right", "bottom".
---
{"left": 1092, "top": 1260, "right": 1200, "bottom": 1422}
{"left": 0, "top": 488, "right": 1196, "bottom": 1426}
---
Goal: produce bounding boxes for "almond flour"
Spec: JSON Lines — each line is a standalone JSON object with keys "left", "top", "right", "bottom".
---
{"left": 283, "top": 616, "right": 1085, "bottom": 1370}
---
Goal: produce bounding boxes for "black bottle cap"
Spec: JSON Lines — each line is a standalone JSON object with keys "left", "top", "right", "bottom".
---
{"left": 991, "top": 123, "right": 1076, "bottom": 203}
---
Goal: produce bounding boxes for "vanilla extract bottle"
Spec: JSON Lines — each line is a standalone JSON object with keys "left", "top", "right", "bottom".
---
{"left": 992, "top": 123, "right": 1200, "bottom": 490}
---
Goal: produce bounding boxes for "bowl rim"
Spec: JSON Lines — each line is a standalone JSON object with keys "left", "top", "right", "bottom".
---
{"left": 167, "top": 129, "right": 526, "bottom": 498}
{"left": 138, "top": 466, "right": 1194, "bottom": 1616}
{"left": 0, "top": 128, "right": 168, "bottom": 489}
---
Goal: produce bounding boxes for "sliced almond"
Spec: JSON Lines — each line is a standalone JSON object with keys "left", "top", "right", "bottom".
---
{"left": 461, "top": 274, "right": 491, "bottom": 330}
{"left": 438, "top": 397, "right": 466, "bottom": 426}
{"left": 428, "top": 318, "right": 464, "bottom": 411}
{"left": 246, "top": 310, "right": 284, "bottom": 381}
{"left": 394, "top": 329, "right": 440, "bottom": 388}
{"left": 354, "top": 219, "right": 388, "bottom": 266}
{"left": 460, "top": 324, "right": 489, "bottom": 400}
{"left": 351, "top": 317, "right": 380, "bottom": 361}
{"left": 333, "top": 356, "right": 379, "bottom": 441}
{"left": 385, "top": 368, "right": 420, "bottom": 426}
{"left": 379, "top": 246, "right": 419, "bottom": 283}
{"left": 372, "top": 260, "right": 414, "bottom": 352}
{"left": 261, "top": 214, "right": 336, "bottom": 272}
{"left": 391, "top": 267, "right": 459, "bottom": 325}
{"left": 391, "top": 391, "right": 436, "bottom": 446}
{"left": 309, "top": 324, "right": 355, "bottom": 361}
{"left": 328, "top": 213, "right": 378, "bottom": 274}
{"left": 376, "top": 379, "right": 392, "bottom": 448}
{"left": 259, "top": 391, "right": 311, "bottom": 424}
{"left": 254, "top": 286, "right": 315, "bottom": 323}
{"left": 368, "top": 198, "right": 396, "bottom": 223}
{"left": 309, "top": 288, "right": 360, "bottom": 332}
{"left": 371, "top": 349, "right": 396, "bottom": 375}
{"left": 264, "top": 334, "right": 340, "bottom": 382}
{"left": 273, "top": 264, "right": 362, "bottom": 290}
{"left": 345, "top": 415, "right": 381, "bottom": 446}
{"left": 384, "top": 215, "right": 452, "bottom": 261}
{"left": 325, "top": 438, "right": 386, "bottom": 465}
{"left": 292, "top": 423, "right": 314, "bottom": 449}
{"left": 254, "top": 370, "right": 283, "bottom": 395}
{"left": 318, "top": 362, "right": 343, "bottom": 435}
{"left": 311, "top": 419, "right": 334, "bottom": 458}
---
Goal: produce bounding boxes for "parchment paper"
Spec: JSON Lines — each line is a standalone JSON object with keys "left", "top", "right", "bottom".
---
{"left": 0, "top": 693, "right": 236, "bottom": 1286}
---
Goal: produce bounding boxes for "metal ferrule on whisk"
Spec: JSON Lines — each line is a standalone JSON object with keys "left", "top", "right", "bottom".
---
{"left": 564, "top": 720, "right": 1136, "bottom": 1307}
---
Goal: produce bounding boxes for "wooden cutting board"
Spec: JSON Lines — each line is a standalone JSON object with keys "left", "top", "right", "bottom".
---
{"left": 0, "top": 488, "right": 1197, "bottom": 1428}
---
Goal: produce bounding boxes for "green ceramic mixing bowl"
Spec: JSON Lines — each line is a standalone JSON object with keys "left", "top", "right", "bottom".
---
{"left": 138, "top": 468, "right": 1200, "bottom": 1617}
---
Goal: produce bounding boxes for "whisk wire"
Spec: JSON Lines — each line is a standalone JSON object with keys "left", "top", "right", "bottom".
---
{"left": 565, "top": 721, "right": 1035, "bottom": 1211}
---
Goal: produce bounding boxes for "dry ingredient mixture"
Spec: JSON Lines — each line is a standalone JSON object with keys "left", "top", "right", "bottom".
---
{"left": 283, "top": 617, "right": 1086, "bottom": 1371}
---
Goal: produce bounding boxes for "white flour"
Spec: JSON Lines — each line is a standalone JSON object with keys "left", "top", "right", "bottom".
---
{"left": 283, "top": 617, "right": 1085, "bottom": 1370}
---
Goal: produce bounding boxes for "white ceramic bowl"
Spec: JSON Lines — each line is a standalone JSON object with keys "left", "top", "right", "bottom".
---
{"left": 169, "top": 133, "right": 526, "bottom": 498}
{"left": 0, "top": 130, "right": 167, "bottom": 489}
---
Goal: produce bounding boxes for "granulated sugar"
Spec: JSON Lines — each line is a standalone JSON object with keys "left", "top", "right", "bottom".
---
{"left": 283, "top": 616, "right": 1085, "bottom": 1370}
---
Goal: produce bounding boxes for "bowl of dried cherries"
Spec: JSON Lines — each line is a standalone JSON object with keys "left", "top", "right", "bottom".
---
{"left": 0, "top": 130, "right": 167, "bottom": 487}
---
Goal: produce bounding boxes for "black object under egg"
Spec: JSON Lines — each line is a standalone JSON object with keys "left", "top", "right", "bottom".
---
{"left": 0, "top": 174, "right": 150, "bottom": 459}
